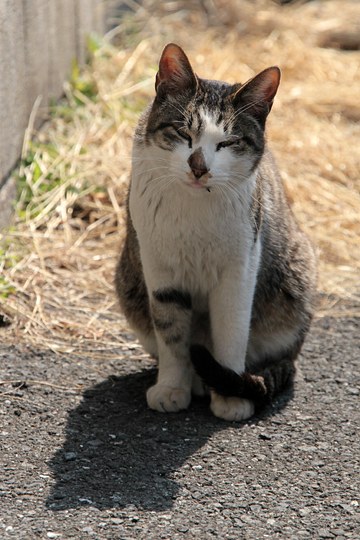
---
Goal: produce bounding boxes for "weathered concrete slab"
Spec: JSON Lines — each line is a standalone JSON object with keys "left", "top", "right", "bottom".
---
{"left": 76, "top": 0, "right": 105, "bottom": 64}
{"left": 22, "top": 0, "right": 50, "bottom": 123}
{"left": 48, "top": 0, "right": 76, "bottom": 98}
{"left": 0, "top": 1, "right": 27, "bottom": 184}
{"left": 0, "top": 0, "right": 105, "bottom": 228}
{"left": 0, "top": 176, "right": 16, "bottom": 229}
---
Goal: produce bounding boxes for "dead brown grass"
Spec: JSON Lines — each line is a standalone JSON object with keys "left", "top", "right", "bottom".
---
{"left": 1, "top": 0, "right": 359, "bottom": 357}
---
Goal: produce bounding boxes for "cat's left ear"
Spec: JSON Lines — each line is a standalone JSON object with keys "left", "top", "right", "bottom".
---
{"left": 231, "top": 67, "right": 281, "bottom": 124}
{"left": 155, "top": 43, "right": 198, "bottom": 97}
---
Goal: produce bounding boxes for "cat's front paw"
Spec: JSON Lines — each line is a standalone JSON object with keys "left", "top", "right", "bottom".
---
{"left": 147, "top": 384, "right": 191, "bottom": 413}
{"left": 210, "top": 391, "right": 255, "bottom": 421}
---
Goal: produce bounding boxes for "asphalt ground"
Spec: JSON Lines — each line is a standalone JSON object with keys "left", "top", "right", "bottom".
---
{"left": 0, "top": 315, "right": 359, "bottom": 539}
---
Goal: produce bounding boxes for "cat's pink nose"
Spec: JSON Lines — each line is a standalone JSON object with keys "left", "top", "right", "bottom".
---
{"left": 188, "top": 148, "right": 209, "bottom": 179}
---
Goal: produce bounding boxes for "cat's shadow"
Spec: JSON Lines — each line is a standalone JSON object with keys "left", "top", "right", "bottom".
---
{"left": 46, "top": 367, "right": 293, "bottom": 511}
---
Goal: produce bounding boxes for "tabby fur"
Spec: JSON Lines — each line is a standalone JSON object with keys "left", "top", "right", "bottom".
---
{"left": 115, "top": 44, "right": 316, "bottom": 421}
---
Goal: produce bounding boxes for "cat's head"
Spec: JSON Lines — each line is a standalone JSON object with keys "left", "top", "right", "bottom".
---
{"left": 141, "top": 43, "right": 280, "bottom": 192}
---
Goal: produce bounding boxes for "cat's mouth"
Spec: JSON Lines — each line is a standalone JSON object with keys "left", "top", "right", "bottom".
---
{"left": 186, "top": 172, "right": 213, "bottom": 191}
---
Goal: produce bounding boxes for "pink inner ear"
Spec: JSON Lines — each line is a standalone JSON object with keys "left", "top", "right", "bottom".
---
{"left": 161, "top": 54, "right": 181, "bottom": 79}
{"left": 157, "top": 43, "right": 196, "bottom": 89}
{"left": 232, "top": 67, "right": 280, "bottom": 107}
{"left": 159, "top": 45, "right": 185, "bottom": 83}
{"left": 258, "top": 68, "right": 281, "bottom": 102}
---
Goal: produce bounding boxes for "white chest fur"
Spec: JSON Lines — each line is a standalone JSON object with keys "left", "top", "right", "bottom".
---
{"left": 130, "top": 156, "right": 256, "bottom": 299}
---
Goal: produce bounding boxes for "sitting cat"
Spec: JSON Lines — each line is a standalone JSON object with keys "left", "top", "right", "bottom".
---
{"left": 115, "top": 43, "right": 316, "bottom": 421}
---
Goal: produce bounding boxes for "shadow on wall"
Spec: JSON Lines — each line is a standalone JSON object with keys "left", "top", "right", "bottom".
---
{"left": 46, "top": 368, "right": 293, "bottom": 511}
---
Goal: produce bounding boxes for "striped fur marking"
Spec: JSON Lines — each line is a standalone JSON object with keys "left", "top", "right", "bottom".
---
{"left": 153, "top": 288, "right": 192, "bottom": 310}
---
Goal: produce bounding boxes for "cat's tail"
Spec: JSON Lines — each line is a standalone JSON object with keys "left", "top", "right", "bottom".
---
{"left": 190, "top": 345, "right": 295, "bottom": 407}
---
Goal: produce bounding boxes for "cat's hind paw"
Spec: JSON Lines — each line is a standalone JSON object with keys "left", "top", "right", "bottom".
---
{"left": 210, "top": 391, "right": 255, "bottom": 421}
{"left": 147, "top": 384, "right": 191, "bottom": 413}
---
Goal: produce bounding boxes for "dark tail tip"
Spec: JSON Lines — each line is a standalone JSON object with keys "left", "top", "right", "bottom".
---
{"left": 261, "top": 358, "right": 296, "bottom": 399}
{"left": 190, "top": 345, "right": 269, "bottom": 404}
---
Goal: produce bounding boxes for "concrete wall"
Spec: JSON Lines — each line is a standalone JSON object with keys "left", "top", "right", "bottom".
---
{"left": 0, "top": 0, "right": 105, "bottom": 197}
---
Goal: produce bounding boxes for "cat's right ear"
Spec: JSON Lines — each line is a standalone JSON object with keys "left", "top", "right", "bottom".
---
{"left": 231, "top": 66, "right": 281, "bottom": 125}
{"left": 155, "top": 43, "right": 198, "bottom": 98}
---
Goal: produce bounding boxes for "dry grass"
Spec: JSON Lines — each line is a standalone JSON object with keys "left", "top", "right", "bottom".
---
{"left": 1, "top": 0, "right": 359, "bottom": 357}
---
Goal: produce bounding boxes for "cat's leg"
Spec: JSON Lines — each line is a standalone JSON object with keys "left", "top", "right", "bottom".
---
{"left": 146, "top": 287, "right": 193, "bottom": 412}
{"left": 115, "top": 229, "right": 159, "bottom": 357}
{"left": 208, "top": 256, "right": 259, "bottom": 421}
{"left": 131, "top": 326, "right": 158, "bottom": 358}
{"left": 191, "top": 373, "right": 209, "bottom": 396}
{"left": 191, "top": 311, "right": 211, "bottom": 396}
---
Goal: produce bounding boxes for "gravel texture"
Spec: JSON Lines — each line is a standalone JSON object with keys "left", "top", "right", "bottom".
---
{"left": 1, "top": 316, "right": 359, "bottom": 539}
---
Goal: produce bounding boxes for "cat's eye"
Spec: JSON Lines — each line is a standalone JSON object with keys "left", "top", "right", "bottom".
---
{"left": 176, "top": 129, "right": 192, "bottom": 148}
{"left": 216, "top": 137, "right": 243, "bottom": 151}
{"left": 159, "top": 124, "right": 192, "bottom": 149}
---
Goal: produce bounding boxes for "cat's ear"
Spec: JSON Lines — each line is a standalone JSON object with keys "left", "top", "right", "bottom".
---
{"left": 231, "top": 67, "right": 281, "bottom": 124}
{"left": 155, "top": 43, "right": 198, "bottom": 97}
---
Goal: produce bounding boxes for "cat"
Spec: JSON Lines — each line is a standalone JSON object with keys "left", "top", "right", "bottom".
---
{"left": 115, "top": 43, "right": 317, "bottom": 421}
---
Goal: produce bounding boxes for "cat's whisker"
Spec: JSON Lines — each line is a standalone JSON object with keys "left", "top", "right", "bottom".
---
{"left": 142, "top": 175, "right": 178, "bottom": 197}
{"left": 169, "top": 102, "right": 189, "bottom": 119}
{"left": 224, "top": 97, "right": 267, "bottom": 130}
{"left": 217, "top": 184, "right": 239, "bottom": 215}
{"left": 132, "top": 157, "right": 174, "bottom": 165}
{"left": 136, "top": 166, "right": 171, "bottom": 175}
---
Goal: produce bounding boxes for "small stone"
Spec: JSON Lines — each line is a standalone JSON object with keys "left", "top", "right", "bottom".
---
{"left": 47, "top": 533, "right": 60, "bottom": 539}
{"left": 240, "top": 515, "right": 255, "bottom": 524}
{"left": 259, "top": 433, "right": 272, "bottom": 440}
{"left": 53, "top": 492, "right": 65, "bottom": 500}
{"left": 340, "top": 504, "right": 355, "bottom": 513}
{"left": 64, "top": 451, "right": 77, "bottom": 461}
{"left": 299, "top": 445, "right": 317, "bottom": 452}
{"left": 318, "top": 529, "right": 334, "bottom": 538}
{"left": 111, "top": 518, "right": 123, "bottom": 525}
{"left": 0, "top": 314, "right": 11, "bottom": 327}
{"left": 87, "top": 439, "right": 102, "bottom": 447}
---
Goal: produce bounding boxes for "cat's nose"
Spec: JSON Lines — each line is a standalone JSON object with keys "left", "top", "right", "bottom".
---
{"left": 188, "top": 148, "right": 209, "bottom": 179}
{"left": 191, "top": 166, "right": 209, "bottom": 179}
